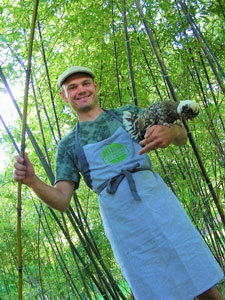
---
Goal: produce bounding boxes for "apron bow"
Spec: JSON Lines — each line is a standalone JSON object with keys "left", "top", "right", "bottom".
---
{"left": 96, "top": 163, "right": 151, "bottom": 201}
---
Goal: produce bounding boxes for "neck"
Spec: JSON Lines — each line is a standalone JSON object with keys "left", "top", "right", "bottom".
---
{"left": 77, "top": 106, "right": 104, "bottom": 122}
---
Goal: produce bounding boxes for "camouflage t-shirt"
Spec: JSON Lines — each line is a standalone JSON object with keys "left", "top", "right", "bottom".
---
{"left": 55, "top": 105, "right": 144, "bottom": 189}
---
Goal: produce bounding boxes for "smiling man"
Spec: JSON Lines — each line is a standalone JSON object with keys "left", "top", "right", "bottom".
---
{"left": 60, "top": 70, "right": 101, "bottom": 118}
{"left": 14, "top": 66, "right": 224, "bottom": 300}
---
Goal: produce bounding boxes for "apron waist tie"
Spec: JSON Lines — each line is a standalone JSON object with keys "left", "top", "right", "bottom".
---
{"left": 96, "top": 164, "right": 152, "bottom": 201}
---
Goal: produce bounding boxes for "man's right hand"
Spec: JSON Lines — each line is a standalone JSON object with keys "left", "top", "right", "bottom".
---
{"left": 13, "top": 153, "right": 36, "bottom": 186}
{"left": 13, "top": 152, "right": 75, "bottom": 212}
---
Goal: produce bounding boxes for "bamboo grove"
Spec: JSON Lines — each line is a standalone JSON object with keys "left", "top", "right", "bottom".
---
{"left": 0, "top": 0, "right": 224, "bottom": 299}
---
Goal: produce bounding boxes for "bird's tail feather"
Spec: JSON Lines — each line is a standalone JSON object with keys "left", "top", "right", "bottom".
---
{"left": 123, "top": 111, "right": 140, "bottom": 138}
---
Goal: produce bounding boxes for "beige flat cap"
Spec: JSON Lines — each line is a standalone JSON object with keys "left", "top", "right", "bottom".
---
{"left": 57, "top": 66, "right": 95, "bottom": 87}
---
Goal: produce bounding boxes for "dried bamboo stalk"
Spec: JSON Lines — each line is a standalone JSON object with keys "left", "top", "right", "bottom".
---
{"left": 17, "top": 1, "right": 39, "bottom": 299}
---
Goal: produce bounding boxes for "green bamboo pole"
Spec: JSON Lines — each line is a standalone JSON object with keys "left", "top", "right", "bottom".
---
{"left": 122, "top": 0, "right": 138, "bottom": 106}
{"left": 48, "top": 208, "right": 111, "bottom": 300}
{"left": 66, "top": 208, "right": 122, "bottom": 300}
{"left": 135, "top": 0, "right": 225, "bottom": 228}
{"left": 177, "top": 0, "right": 225, "bottom": 94}
{"left": 130, "top": 23, "right": 164, "bottom": 100}
{"left": 135, "top": 0, "right": 178, "bottom": 102}
{"left": 111, "top": 0, "right": 122, "bottom": 106}
{"left": 36, "top": 81, "right": 59, "bottom": 145}
{"left": 69, "top": 200, "right": 127, "bottom": 299}
{"left": 0, "top": 114, "right": 20, "bottom": 154}
{"left": 17, "top": 1, "right": 39, "bottom": 299}
{"left": 61, "top": 213, "right": 93, "bottom": 300}
{"left": 38, "top": 207, "right": 82, "bottom": 299}
{"left": 37, "top": 208, "right": 45, "bottom": 299}
{"left": 31, "top": 78, "right": 51, "bottom": 166}
{"left": 0, "top": 67, "right": 55, "bottom": 184}
{"left": 2, "top": 65, "right": 127, "bottom": 298}
{"left": 198, "top": 51, "right": 225, "bottom": 132}
{"left": 37, "top": 21, "right": 61, "bottom": 141}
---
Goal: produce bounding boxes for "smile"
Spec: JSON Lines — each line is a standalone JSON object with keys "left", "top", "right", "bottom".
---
{"left": 76, "top": 94, "right": 91, "bottom": 101}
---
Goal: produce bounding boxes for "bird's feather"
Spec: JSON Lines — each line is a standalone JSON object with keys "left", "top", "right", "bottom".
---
{"left": 123, "top": 100, "right": 199, "bottom": 140}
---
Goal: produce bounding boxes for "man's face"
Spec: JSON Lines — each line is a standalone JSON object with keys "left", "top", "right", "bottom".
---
{"left": 60, "top": 73, "right": 98, "bottom": 114}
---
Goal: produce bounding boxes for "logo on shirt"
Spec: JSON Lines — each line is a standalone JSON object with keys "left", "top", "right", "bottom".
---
{"left": 102, "top": 143, "right": 130, "bottom": 164}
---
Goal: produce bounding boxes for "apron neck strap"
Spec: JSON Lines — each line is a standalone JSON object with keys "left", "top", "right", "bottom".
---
{"left": 103, "top": 109, "right": 123, "bottom": 123}
{"left": 75, "top": 122, "right": 93, "bottom": 189}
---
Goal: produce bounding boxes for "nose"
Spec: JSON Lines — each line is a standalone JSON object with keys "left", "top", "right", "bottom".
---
{"left": 76, "top": 84, "right": 86, "bottom": 95}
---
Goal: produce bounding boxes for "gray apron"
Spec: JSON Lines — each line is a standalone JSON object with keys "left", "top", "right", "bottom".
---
{"left": 75, "top": 110, "right": 223, "bottom": 300}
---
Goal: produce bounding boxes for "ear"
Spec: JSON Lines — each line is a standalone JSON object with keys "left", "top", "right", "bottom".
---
{"left": 60, "top": 90, "right": 68, "bottom": 103}
{"left": 94, "top": 81, "right": 98, "bottom": 92}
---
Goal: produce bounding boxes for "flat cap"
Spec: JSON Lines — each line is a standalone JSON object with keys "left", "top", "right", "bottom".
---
{"left": 57, "top": 66, "right": 95, "bottom": 87}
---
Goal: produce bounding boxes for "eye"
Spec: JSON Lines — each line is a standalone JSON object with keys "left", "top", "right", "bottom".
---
{"left": 83, "top": 81, "right": 91, "bottom": 86}
{"left": 68, "top": 85, "right": 76, "bottom": 90}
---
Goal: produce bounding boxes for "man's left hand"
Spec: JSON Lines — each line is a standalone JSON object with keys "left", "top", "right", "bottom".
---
{"left": 138, "top": 124, "right": 187, "bottom": 155}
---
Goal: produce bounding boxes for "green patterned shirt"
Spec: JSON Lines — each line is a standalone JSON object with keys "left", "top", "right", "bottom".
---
{"left": 55, "top": 105, "right": 144, "bottom": 189}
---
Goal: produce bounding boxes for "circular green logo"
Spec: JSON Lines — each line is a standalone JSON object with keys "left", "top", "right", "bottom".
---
{"left": 102, "top": 143, "right": 130, "bottom": 164}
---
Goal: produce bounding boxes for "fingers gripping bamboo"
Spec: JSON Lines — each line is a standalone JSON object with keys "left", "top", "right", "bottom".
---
{"left": 17, "top": 1, "right": 39, "bottom": 299}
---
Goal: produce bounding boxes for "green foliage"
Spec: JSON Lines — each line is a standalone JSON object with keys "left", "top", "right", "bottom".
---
{"left": 0, "top": 0, "right": 224, "bottom": 298}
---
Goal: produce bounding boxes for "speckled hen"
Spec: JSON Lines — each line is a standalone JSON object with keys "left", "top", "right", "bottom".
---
{"left": 123, "top": 100, "right": 200, "bottom": 140}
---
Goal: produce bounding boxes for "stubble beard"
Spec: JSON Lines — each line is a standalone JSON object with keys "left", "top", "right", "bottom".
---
{"left": 78, "top": 104, "right": 94, "bottom": 113}
{"left": 76, "top": 98, "right": 98, "bottom": 113}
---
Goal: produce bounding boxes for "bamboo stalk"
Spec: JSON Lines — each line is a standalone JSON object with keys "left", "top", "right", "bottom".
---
{"left": 177, "top": 0, "right": 225, "bottom": 94}
{"left": 111, "top": 0, "right": 122, "bottom": 106}
{"left": 66, "top": 208, "right": 122, "bottom": 300}
{"left": 136, "top": 39, "right": 164, "bottom": 101}
{"left": 122, "top": 0, "right": 138, "bottom": 106}
{"left": 2, "top": 65, "right": 127, "bottom": 298}
{"left": 33, "top": 201, "right": 82, "bottom": 298}
{"left": 0, "top": 68, "right": 55, "bottom": 184}
{"left": 49, "top": 208, "right": 112, "bottom": 300}
{"left": 37, "top": 21, "right": 62, "bottom": 140}
{"left": 135, "top": 0, "right": 178, "bottom": 102}
{"left": 41, "top": 212, "right": 83, "bottom": 298}
{"left": 135, "top": 0, "right": 225, "bottom": 227}
{"left": 98, "top": 60, "right": 104, "bottom": 108}
{"left": 37, "top": 207, "right": 45, "bottom": 299}
{"left": 17, "top": 1, "right": 39, "bottom": 299}
{"left": 70, "top": 198, "right": 127, "bottom": 299}
{"left": 36, "top": 81, "right": 59, "bottom": 145}
{"left": 31, "top": 78, "right": 51, "bottom": 166}
{"left": 198, "top": 51, "right": 225, "bottom": 132}
{"left": 0, "top": 114, "right": 20, "bottom": 154}
{"left": 61, "top": 213, "right": 93, "bottom": 300}
{"left": 190, "top": 52, "right": 225, "bottom": 158}
{"left": 172, "top": 147, "right": 225, "bottom": 268}
{"left": 38, "top": 199, "right": 112, "bottom": 299}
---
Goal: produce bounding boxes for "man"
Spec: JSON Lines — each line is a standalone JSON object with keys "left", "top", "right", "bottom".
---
{"left": 14, "top": 66, "right": 224, "bottom": 300}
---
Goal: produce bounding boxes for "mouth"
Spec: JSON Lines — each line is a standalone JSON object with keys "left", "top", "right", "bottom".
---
{"left": 76, "top": 94, "right": 91, "bottom": 101}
